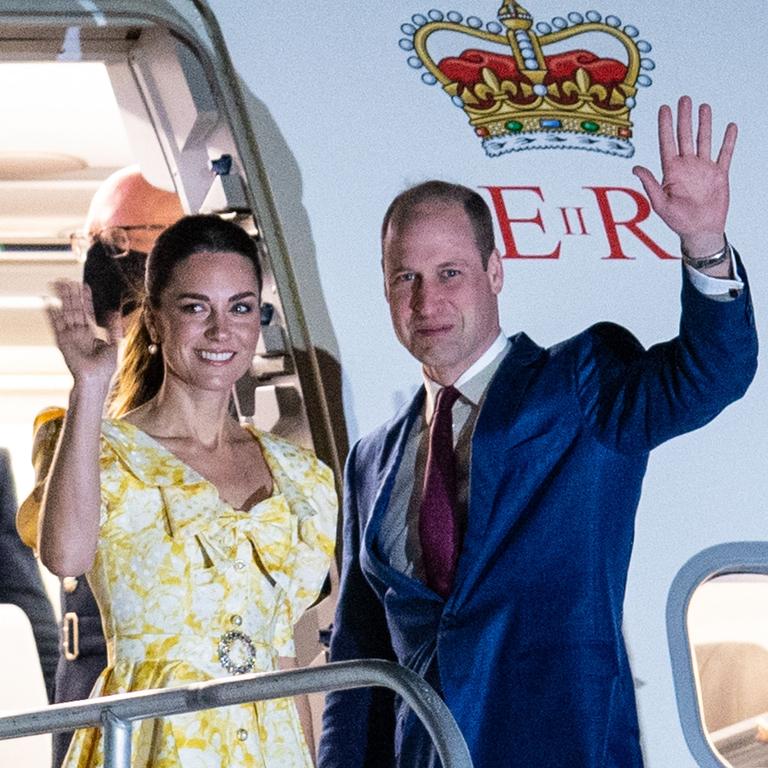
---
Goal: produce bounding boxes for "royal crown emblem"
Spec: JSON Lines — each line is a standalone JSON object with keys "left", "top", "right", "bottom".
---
{"left": 399, "top": 3, "right": 655, "bottom": 158}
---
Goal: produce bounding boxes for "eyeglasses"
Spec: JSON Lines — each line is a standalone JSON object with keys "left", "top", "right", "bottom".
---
{"left": 69, "top": 225, "right": 168, "bottom": 259}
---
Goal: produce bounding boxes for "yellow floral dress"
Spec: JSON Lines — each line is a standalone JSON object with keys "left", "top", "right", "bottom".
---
{"left": 62, "top": 419, "right": 337, "bottom": 768}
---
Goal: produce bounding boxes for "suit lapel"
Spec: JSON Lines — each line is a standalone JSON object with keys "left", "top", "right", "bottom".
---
{"left": 361, "top": 334, "right": 546, "bottom": 605}
{"left": 451, "top": 333, "right": 546, "bottom": 602}
{"left": 360, "top": 388, "right": 437, "bottom": 599}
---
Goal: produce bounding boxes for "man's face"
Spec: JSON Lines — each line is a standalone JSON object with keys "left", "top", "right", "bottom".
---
{"left": 383, "top": 201, "right": 503, "bottom": 385}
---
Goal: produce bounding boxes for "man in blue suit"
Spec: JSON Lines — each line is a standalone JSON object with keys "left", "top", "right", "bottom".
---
{"left": 318, "top": 97, "right": 758, "bottom": 767}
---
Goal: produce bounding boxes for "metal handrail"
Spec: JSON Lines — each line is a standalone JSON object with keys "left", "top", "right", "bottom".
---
{"left": 0, "top": 659, "right": 473, "bottom": 767}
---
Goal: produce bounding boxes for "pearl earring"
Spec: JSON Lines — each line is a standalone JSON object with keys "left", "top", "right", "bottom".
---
{"left": 148, "top": 342, "right": 159, "bottom": 355}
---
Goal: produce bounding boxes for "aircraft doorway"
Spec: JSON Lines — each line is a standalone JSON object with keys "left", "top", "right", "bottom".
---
{"left": 0, "top": 4, "right": 343, "bottom": 764}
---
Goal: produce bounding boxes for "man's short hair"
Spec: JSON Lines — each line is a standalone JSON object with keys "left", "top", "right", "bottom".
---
{"left": 381, "top": 180, "right": 495, "bottom": 268}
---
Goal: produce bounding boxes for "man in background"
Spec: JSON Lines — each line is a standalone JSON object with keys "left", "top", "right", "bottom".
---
{"left": 17, "top": 165, "right": 183, "bottom": 766}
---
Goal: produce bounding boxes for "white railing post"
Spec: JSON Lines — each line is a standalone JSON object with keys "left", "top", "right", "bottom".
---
{"left": 102, "top": 709, "right": 132, "bottom": 768}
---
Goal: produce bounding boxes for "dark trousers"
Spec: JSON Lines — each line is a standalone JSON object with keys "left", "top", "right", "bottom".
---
{"left": 0, "top": 449, "right": 58, "bottom": 699}
{"left": 52, "top": 576, "right": 107, "bottom": 768}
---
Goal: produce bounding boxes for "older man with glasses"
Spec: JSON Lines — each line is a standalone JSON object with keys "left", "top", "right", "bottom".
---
{"left": 71, "top": 168, "right": 184, "bottom": 326}
{"left": 17, "top": 165, "right": 183, "bottom": 768}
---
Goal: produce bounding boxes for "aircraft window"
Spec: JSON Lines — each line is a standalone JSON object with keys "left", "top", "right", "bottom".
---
{"left": 668, "top": 543, "right": 768, "bottom": 768}
{"left": 688, "top": 575, "right": 768, "bottom": 767}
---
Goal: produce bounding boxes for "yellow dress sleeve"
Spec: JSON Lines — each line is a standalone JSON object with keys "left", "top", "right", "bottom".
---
{"left": 256, "top": 432, "right": 338, "bottom": 655}
{"left": 16, "top": 407, "right": 66, "bottom": 550}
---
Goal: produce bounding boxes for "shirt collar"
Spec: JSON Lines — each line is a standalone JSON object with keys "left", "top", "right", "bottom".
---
{"left": 423, "top": 332, "right": 509, "bottom": 423}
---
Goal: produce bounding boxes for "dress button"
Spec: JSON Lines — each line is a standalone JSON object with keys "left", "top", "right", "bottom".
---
{"left": 62, "top": 576, "right": 79, "bottom": 593}
{"left": 236, "top": 728, "right": 248, "bottom": 741}
{"left": 234, "top": 560, "right": 246, "bottom": 571}
{"left": 231, "top": 614, "right": 243, "bottom": 626}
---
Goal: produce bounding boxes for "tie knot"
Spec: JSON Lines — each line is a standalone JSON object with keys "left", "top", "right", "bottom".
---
{"left": 435, "top": 385, "right": 461, "bottom": 415}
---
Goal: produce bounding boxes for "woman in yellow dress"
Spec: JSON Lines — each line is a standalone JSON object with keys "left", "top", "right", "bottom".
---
{"left": 39, "top": 214, "right": 337, "bottom": 767}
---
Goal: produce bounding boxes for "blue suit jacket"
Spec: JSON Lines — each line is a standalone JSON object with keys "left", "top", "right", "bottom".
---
{"left": 319, "top": 270, "right": 757, "bottom": 768}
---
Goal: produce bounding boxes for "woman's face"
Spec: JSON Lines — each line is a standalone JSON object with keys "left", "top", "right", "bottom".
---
{"left": 149, "top": 250, "right": 261, "bottom": 394}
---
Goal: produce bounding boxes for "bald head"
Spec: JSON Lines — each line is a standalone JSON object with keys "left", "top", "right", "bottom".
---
{"left": 82, "top": 166, "right": 184, "bottom": 325}
{"left": 85, "top": 165, "right": 184, "bottom": 253}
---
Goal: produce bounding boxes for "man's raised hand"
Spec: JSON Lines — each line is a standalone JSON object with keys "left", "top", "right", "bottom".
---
{"left": 633, "top": 95, "right": 737, "bottom": 259}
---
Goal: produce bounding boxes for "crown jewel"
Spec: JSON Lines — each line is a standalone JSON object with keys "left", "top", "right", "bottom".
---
{"left": 399, "top": 4, "right": 655, "bottom": 158}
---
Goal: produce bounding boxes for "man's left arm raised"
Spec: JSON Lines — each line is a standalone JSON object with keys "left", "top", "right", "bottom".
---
{"left": 634, "top": 95, "right": 740, "bottom": 289}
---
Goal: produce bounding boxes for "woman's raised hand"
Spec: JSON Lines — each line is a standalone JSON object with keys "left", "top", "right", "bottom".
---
{"left": 46, "top": 279, "right": 122, "bottom": 391}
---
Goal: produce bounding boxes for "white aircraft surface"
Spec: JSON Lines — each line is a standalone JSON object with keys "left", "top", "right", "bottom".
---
{"left": 0, "top": 2, "right": 765, "bottom": 767}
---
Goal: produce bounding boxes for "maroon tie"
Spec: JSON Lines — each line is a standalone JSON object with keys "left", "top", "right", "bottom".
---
{"left": 419, "top": 385, "right": 462, "bottom": 597}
